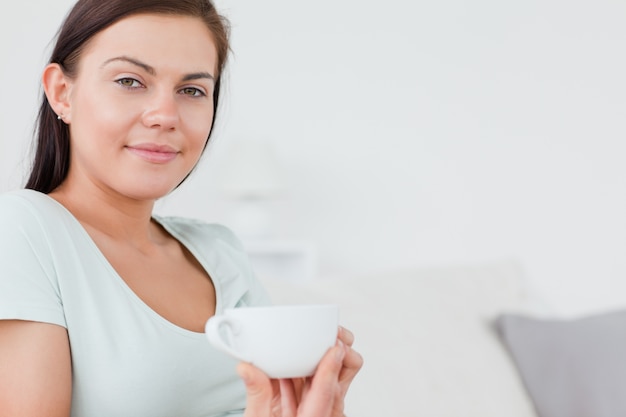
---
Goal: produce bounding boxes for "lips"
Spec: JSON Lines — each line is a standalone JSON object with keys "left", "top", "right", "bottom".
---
{"left": 125, "top": 143, "right": 179, "bottom": 164}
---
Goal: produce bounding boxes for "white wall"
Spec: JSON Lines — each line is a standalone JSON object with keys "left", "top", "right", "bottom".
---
{"left": 2, "top": 0, "right": 626, "bottom": 316}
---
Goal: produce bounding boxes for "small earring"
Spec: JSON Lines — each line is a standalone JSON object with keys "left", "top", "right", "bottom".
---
{"left": 57, "top": 114, "right": 62, "bottom": 120}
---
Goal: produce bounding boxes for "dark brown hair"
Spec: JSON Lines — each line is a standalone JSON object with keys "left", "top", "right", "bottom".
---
{"left": 25, "top": 0, "right": 230, "bottom": 193}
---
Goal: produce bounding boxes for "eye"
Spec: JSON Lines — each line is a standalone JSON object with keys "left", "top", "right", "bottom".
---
{"left": 179, "top": 87, "right": 206, "bottom": 97}
{"left": 116, "top": 78, "right": 143, "bottom": 88}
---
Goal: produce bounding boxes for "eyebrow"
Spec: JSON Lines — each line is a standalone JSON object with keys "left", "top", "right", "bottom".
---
{"left": 101, "top": 56, "right": 215, "bottom": 81}
{"left": 182, "top": 72, "right": 214, "bottom": 82}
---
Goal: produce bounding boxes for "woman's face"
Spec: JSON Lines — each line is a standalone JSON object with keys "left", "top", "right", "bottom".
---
{"left": 61, "top": 13, "right": 218, "bottom": 201}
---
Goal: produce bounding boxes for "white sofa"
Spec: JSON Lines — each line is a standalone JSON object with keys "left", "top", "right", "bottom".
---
{"left": 259, "top": 259, "right": 543, "bottom": 417}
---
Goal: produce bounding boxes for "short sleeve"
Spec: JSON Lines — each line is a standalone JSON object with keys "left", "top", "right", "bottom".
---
{"left": 212, "top": 224, "right": 272, "bottom": 308}
{"left": 154, "top": 216, "right": 272, "bottom": 310}
{"left": 0, "top": 192, "right": 66, "bottom": 327}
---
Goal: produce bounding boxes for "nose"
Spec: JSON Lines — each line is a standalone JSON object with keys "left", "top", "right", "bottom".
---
{"left": 142, "top": 91, "right": 179, "bottom": 130}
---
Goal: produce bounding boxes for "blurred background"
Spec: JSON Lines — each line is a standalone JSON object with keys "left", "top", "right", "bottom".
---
{"left": 1, "top": 0, "right": 625, "bottom": 316}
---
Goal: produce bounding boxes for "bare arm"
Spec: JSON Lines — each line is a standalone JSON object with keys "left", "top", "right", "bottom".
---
{"left": 0, "top": 320, "right": 72, "bottom": 417}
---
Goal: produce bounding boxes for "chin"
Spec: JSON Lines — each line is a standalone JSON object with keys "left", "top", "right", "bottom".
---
{"left": 118, "top": 183, "right": 179, "bottom": 202}
{"left": 120, "top": 171, "right": 188, "bottom": 199}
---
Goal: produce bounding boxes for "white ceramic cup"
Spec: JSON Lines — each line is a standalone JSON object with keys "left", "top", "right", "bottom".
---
{"left": 205, "top": 304, "right": 339, "bottom": 379}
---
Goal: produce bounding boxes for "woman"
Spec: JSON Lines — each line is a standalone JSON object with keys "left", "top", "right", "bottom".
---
{"left": 0, "top": 1, "right": 362, "bottom": 416}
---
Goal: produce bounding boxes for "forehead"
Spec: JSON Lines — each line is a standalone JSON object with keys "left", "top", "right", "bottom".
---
{"left": 80, "top": 13, "right": 218, "bottom": 74}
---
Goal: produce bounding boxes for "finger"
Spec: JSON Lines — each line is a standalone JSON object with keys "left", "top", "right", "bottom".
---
{"left": 314, "top": 341, "right": 345, "bottom": 388}
{"left": 300, "top": 375, "right": 312, "bottom": 401}
{"left": 337, "top": 326, "right": 355, "bottom": 347}
{"left": 291, "top": 377, "right": 306, "bottom": 400}
{"left": 299, "top": 341, "right": 346, "bottom": 417}
{"left": 336, "top": 326, "right": 363, "bottom": 386}
{"left": 278, "top": 379, "right": 298, "bottom": 417}
{"left": 339, "top": 344, "right": 364, "bottom": 386}
{"left": 237, "top": 362, "right": 274, "bottom": 417}
{"left": 283, "top": 376, "right": 307, "bottom": 405}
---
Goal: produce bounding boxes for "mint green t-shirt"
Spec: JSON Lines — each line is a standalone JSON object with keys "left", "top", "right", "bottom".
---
{"left": 0, "top": 189, "right": 271, "bottom": 417}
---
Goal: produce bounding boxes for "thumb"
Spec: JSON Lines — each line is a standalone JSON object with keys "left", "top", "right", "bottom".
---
{"left": 237, "top": 362, "right": 273, "bottom": 417}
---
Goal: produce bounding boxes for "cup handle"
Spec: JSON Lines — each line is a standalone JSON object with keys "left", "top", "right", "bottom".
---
{"left": 205, "top": 315, "right": 251, "bottom": 362}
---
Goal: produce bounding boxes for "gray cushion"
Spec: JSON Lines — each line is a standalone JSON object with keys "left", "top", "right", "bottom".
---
{"left": 495, "top": 310, "right": 626, "bottom": 417}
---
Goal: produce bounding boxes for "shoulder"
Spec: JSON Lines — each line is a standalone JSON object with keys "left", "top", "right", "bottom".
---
{"left": 154, "top": 215, "right": 272, "bottom": 307}
{"left": 154, "top": 215, "right": 245, "bottom": 252}
{"left": 154, "top": 215, "right": 252, "bottom": 271}
{"left": 0, "top": 189, "right": 82, "bottom": 261}
{"left": 0, "top": 188, "right": 44, "bottom": 209}
{"left": 0, "top": 189, "right": 64, "bottom": 229}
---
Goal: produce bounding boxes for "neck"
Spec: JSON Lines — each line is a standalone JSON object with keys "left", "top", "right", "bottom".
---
{"left": 49, "top": 182, "right": 161, "bottom": 248}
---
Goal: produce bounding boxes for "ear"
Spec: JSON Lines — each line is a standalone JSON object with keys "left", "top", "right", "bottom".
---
{"left": 42, "top": 63, "right": 73, "bottom": 123}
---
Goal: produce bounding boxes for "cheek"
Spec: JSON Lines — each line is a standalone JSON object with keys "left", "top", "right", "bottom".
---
{"left": 96, "top": 96, "right": 142, "bottom": 128}
{"left": 185, "top": 108, "right": 215, "bottom": 148}
{"left": 187, "top": 126, "right": 210, "bottom": 161}
{"left": 71, "top": 88, "right": 136, "bottom": 136}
